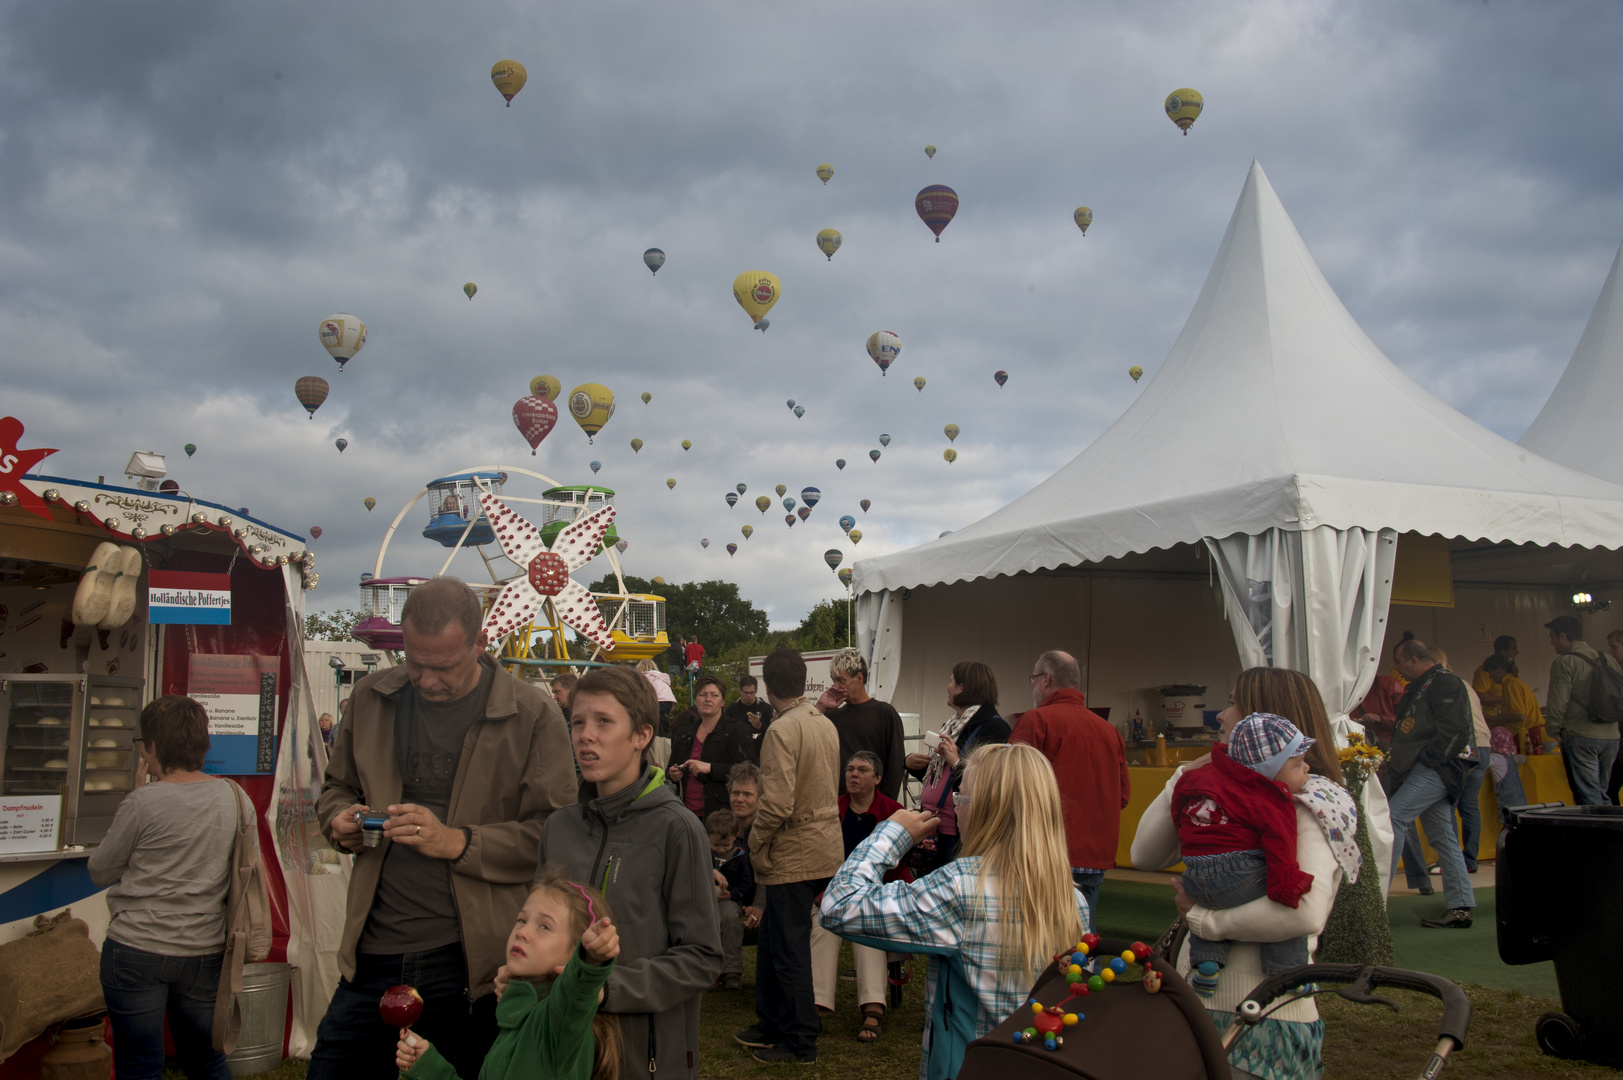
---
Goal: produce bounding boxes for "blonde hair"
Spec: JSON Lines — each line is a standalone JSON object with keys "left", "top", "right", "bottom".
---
{"left": 528, "top": 867, "right": 622, "bottom": 1080}
{"left": 956, "top": 743, "right": 1084, "bottom": 979}
{"left": 634, "top": 658, "right": 656, "bottom": 673}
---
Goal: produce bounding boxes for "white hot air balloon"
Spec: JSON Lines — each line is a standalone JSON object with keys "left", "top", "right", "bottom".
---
{"left": 318, "top": 314, "right": 367, "bottom": 371}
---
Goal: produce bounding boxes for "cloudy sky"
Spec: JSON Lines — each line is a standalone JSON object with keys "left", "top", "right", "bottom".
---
{"left": 4, "top": 0, "right": 1621, "bottom": 627}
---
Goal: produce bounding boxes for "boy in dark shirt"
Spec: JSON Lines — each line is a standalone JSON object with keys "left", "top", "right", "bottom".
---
{"left": 725, "top": 676, "right": 774, "bottom": 760}
{"left": 706, "top": 810, "right": 754, "bottom": 991}
{"left": 817, "top": 648, "right": 907, "bottom": 799}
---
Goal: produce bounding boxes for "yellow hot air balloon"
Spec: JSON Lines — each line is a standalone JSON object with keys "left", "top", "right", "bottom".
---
{"left": 944, "top": 424, "right": 960, "bottom": 442}
{"left": 681, "top": 439, "right": 692, "bottom": 451}
{"left": 1129, "top": 366, "right": 1144, "bottom": 382}
{"left": 816, "top": 163, "right": 834, "bottom": 184}
{"left": 943, "top": 448, "right": 958, "bottom": 463}
{"left": 817, "top": 229, "right": 842, "bottom": 261}
{"left": 924, "top": 145, "right": 936, "bottom": 159}
{"left": 630, "top": 438, "right": 643, "bottom": 452}
{"left": 741, "top": 525, "right": 754, "bottom": 539}
{"left": 849, "top": 528, "right": 863, "bottom": 544}
{"left": 491, "top": 60, "right": 527, "bottom": 106}
{"left": 1074, "top": 207, "right": 1093, "bottom": 236}
{"left": 567, "top": 383, "right": 616, "bottom": 443}
{"left": 641, "top": 391, "right": 652, "bottom": 404}
{"left": 732, "top": 270, "right": 781, "bottom": 329}
{"left": 364, "top": 497, "right": 376, "bottom": 512}
{"left": 775, "top": 484, "right": 787, "bottom": 497}
{"left": 914, "top": 376, "right": 926, "bottom": 392}
{"left": 755, "top": 496, "right": 771, "bottom": 513}
{"left": 1165, "top": 88, "right": 1203, "bottom": 133}
{"left": 666, "top": 478, "right": 676, "bottom": 489}
{"left": 463, "top": 282, "right": 477, "bottom": 300}
{"left": 529, "top": 375, "right": 561, "bottom": 401}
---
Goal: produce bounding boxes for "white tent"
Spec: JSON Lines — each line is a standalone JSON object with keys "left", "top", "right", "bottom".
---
{"left": 853, "top": 161, "right": 1623, "bottom": 736}
{"left": 1520, "top": 242, "right": 1623, "bottom": 485}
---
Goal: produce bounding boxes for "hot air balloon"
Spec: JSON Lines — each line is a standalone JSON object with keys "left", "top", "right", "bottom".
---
{"left": 848, "top": 529, "right": 863, "bottom": 545}
{"left": 783, "top": 498, "right": 796, "bottom": 512}
{"left": 866, "top": 331, "right": 901, "bottom": 376}
{"left": 755, "top": 318, "right": 769, "bottom": 332}
{"left": 944, "top": 424, "right": 960, "bottom": 442}
{"left": 786, "top": 399, "right": 796, "bottom": 409}
{"left": 1129, "top": 366, "right": 1144, "bottom": 382}
{"left": 666, "top": 478, "right": 676, "bottom": 490}
{"left": 914, "top": 377, "right": 926, "bottom": 392}
{"left": 491, "top": 60, "right": 527, "bottom": 106}
{"left": 775, "top": 484, "right": 787, "bottom": 497}
{"left": 870, "top": 450, "right": 881, "bottom": 462}
{"left": 1074, "top": 207, "right": 1093, "bottom": 235}
{"left": 364, "top": 497, "right": 376, "bottom": 512}
{"left": 726, "top": 543, "right": 737, "bottom": 557}
{"left": 615, "top": 539, "right": 628, "bottom": 553}
{"left": 797, "top": 506, "right": 811, "bottom": 522}
{"left": 184, "top": 443, "right": 196, "bottom": 457}
{"left": 630, "top": 438, "right": 643, "bottom": 453}
{"left": 860, "top": 499, "right": 870, "bottom": 512}
{"left": 793, "top": 406, "right": 805, "bottom": 418}
{"left": 701, "top": 538, "right": 710, "bottom": 549}
{"left": 732, "top": 270, "right": 781, "bottom": 330}
{"left": 1165, "top": 88, "right": 1203, "bottom": 134}
{"left": 915, "top": 185, "right": 959, "bottom": 242}
{"left": 463, "top": 282, "right": 477, "bottom": 300}
{"left": 530, "top": 375, "right": 561, "bottom": 401}
{"left": 589, "top": 460, "right": 601, "bottom": 474}
{"left": 644, "top": 248, "right": 665, "bottom": 275}
{"left": 943, "top": 448, "right": 958, "bottom": 463}
{"left": 755, "top": 496, "right": 771, "bottom": 513}
{"left": 726, "top": 492, "right": 739, "bottom": 507}
{"left": 335, "top": 438, "right": 348, "bottom": 453}
{"left": 681, "top": 439, "right": 691, "bottom": 451}
{"left": 567, "top": 383, "right": 615, "bottom": 443}
{"left": 641, "top": 391, "right": 652, "bottom": 404}
{"left": 994, "top": 370, "right": 1008, "bottom": 387}
{"left": 824, "top": 549, "right": 843, "bottom": 571}
{"left": 784, "top": 514, "right": 795, "bottom": 527}
{"left": 512, "top": 395, "right": 559, "bottom": 455}
{"left": 309, "top": 526, "right": 322, "bottom": 540}
{"left": 801, "top": 487, "right": 821, "bottom": 509}
{"left": 295, "top": 376, "right": 329, "bottom": 418}
{"left": 816, "top": 163, "right": 834, "bottom": 184}
{"left": 835, "top": 458, "right": 845, "bottom": 470}
{"left": 741, "top": 525, "right": 753, "bottom": 540}
{"left": 878, "top": 434, "right": 891, "bottom": 447}
{"left": 318, "top": 314, "right": 367, "bottom": 371}
{"left": 838, "top": 568, "right": 852, "bottom": 587}
{"left": 817, "top": 229, "right": 842, "bottom": 261}
{"left": 924, "top": 145, "right": 936, "bottom": 158}
{"left": 839, "top": 515, "right": 855, "bottom": 533}
{"left": 736, "top": 483, "right": 747, "bottom": 495}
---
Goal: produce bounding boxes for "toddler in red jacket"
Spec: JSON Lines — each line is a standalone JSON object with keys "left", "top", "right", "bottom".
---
{"left": 1172, "top": 712, "right": 1315, "bottom": 996}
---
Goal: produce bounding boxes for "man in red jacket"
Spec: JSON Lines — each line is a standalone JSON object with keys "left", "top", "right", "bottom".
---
{"left": 1009, "top": 650, "right": 1130, "bottom": 917}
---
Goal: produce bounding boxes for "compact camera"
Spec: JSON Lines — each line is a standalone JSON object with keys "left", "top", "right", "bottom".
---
{"left": 357, "top": 811, "right": 390, "bottom": 848}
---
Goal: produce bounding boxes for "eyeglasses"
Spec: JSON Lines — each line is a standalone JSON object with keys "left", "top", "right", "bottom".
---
{"left": 1028, "top": 672, "right": 1046, "bottom": 682}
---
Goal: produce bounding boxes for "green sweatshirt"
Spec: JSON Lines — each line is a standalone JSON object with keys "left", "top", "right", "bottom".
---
{"left": 406, "top": 949, "right": 614, "bottom": 1080}
{"left": 1546, "top": 642, "right": 1622, "bottom": 740}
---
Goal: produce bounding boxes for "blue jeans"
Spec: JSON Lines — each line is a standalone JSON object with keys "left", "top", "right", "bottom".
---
{"left": 100, "top": 937, "right": 230, "bottom": 1080}
{"left": 1453, "top": 748, "right": 1489, "bottom": 872}
{"left": 1492, "top": 753, "right": 1528, "bottom": 809}
{"left": 307, "top": 942, "right": 497, "bottom": 1080}
{"left": 1070, "top": 869, "right": 1105, "bottom": 920}
{"left": 1387, "top": 765, "right": 1476, "bottom": 911}
{"left": 1562, "top": 734, "right": 1620, "bottom": 806}
{"left": 1181, "top": 851, "right": 1309, "bottom": 975}
{"left": 754, "top": 878, "right": 827, "bottom": 1059}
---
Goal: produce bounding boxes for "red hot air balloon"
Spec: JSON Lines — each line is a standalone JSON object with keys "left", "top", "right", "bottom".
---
{"left": 295, "top": 376, "right": 329, "bottom": 418}
{"left": 512, "top": 395, "right": 558, "bottom": 455}
{"left": 309, "top": 526, "right": 322, "bottom": 540}
{"left": 915, "top": 185, "right": 958, "bottom": 242}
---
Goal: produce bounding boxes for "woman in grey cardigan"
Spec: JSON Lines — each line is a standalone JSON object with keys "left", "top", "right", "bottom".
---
{"left": 89, "top": 695, "right": 252, "bottom": 1080}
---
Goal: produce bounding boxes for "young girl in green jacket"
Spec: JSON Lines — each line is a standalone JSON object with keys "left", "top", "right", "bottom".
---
{"left": 396, "top": 868, "right": 622, "bottom": 1080}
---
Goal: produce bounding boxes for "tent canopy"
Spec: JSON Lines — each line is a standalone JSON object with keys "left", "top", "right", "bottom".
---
{"left": 1519, "top": 242, "right": 1623, "bottom": 485}
{"left": 854, "top": 163, "right": 1623, "bottom": 597}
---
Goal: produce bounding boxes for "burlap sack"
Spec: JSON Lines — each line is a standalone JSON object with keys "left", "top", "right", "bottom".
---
{"left": 0, "top": 911, "right": 106, "bottom": 1062}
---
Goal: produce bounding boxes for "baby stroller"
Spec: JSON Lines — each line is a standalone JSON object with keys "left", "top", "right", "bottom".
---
{"left": 957, "top": 929, "right": 1471, "bottom": 1080}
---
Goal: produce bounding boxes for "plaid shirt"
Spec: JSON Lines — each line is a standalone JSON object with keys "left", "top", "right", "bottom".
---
{"left": 819, "top": 821, "right": 1091, "bottom": 1074}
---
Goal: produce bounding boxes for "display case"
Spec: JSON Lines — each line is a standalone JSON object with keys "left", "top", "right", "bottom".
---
{"left": 1, "top": 674, "right": 145, "bottom": 846}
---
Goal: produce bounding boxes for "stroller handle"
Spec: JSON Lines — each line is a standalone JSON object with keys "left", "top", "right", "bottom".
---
{"left": 1233, "top": 964, "right": 1470, "bottom": 1065}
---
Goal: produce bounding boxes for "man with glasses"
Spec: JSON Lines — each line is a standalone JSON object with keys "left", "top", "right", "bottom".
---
{"left": 1009, "top": 650, "right": 1130, "bottom": 916}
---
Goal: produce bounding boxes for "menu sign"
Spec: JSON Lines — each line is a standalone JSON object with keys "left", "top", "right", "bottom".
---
{"left": 189, "top": 654, "right": 278, "bottom": 774}
{"left": 0, "top": 795, "right": 62, "bottom": 854}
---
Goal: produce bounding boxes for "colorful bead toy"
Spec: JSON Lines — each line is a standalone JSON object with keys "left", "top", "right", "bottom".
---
{"left": 1013, "top": 993, "right": 1084, "bottom": 1050}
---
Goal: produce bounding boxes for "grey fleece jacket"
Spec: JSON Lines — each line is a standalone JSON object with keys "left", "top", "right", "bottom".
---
{"left": 536, "top": 766, "right": 722, "bottom": 1080}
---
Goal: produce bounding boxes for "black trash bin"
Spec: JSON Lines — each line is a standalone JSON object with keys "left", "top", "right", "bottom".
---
{"left": 1497, "top": 802, "right": 1623, "bottom": 1063}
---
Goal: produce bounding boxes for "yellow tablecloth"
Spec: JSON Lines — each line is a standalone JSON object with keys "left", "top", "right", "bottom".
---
{"left": 1117, "top": 756, "right": 1576, "bottom": 870}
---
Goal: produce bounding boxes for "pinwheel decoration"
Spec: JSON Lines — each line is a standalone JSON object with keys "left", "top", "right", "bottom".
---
{"left": 476, "top": 489, "right": 616, "bottom": 652}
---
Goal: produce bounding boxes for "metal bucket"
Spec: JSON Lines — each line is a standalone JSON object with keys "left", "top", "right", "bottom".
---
{"left": 225, "top": 962, "right": 293, "bottom": 1077}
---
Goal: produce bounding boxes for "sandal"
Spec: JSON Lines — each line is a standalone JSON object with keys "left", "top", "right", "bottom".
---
{"left": 857, "top": 1006, "right": 885, "bottom": 1042}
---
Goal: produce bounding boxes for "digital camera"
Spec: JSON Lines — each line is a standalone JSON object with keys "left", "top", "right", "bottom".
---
{"left": 357, "top": 812, "right": 389, "bottom": 848}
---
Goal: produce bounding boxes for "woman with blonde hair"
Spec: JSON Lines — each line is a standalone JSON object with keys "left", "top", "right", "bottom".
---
{"left": 818, "top": 743, "right": 1088, "bottom": 1080}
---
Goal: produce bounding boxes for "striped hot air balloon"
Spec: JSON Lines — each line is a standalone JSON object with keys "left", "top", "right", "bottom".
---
{"left": 295, "top": 376, "right": 329, "bottom": 418}
{"left": 915, "top": 184, "right": 959, "bottom": 242}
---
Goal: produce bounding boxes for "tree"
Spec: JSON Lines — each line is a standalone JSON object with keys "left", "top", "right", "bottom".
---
{"left": 305, "top": 608, "right": 367, "bottom": 641}
{"left": 795, "top": 598, "right": 852, "bottom": 650}
{"left": 587, "top": 575, "right": 769, "bottom": 655}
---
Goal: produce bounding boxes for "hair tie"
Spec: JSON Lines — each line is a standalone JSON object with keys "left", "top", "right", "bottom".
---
{"left": 568, "top": 881, "right": 596, "bottom": 925}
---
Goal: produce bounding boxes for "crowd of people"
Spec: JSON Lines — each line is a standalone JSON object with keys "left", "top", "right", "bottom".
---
{"left": 86, "top": 574, "right": 1623, "bottom": 1080}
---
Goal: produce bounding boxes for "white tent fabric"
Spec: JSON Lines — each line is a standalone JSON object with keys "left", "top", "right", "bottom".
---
{"left": 854, "top": 588, "right": 905, "bottom": 700}
{"left": 1519, "top": 242, "right": 1623, "bottom": 485}
{"left": 853, "top": 163, "right": 1623, "bottom": 599}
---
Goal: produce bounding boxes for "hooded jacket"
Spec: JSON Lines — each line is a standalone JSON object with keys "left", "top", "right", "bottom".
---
{"left": 317, "top": 655, "right": 576, "bottom": 996}
{"left": 1171, "top": 744, "right": 1313, "bottom": 908}
{"left": 537, "top": 766, "right": 723, "bottom": 1080}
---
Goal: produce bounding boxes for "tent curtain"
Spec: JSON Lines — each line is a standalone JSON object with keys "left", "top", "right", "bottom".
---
{"left": 1204, "top": 528, "right": 1305, "bottom": 670}
{"left": 854, "top": 589, "right": 905, "bottom": 701}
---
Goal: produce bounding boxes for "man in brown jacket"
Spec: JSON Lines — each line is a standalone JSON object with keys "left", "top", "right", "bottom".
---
{"left": 310, "top": 577, "right": 575, "bottom": 1080}
{"left": 735, "top": 648, "right": 842, "bottom": 1064}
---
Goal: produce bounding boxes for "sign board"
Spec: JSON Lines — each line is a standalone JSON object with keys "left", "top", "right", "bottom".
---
{"left": 747, "top": 649, "right": 843, "bottom": 703}
{"left": 149, "top": 571, "right": 232, "bottom": 625}
{"left": 0, "top": 795, "right": 62, "bottom": 854}
{"left": 189, "top": 654, "right": 278, "bottom": 774}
